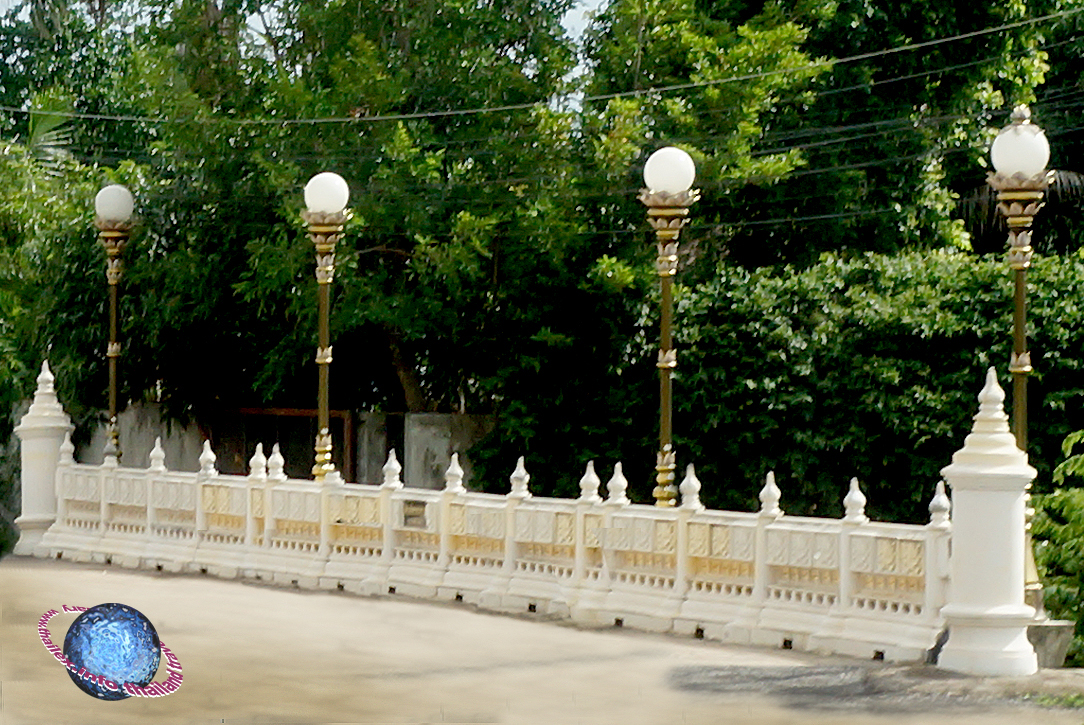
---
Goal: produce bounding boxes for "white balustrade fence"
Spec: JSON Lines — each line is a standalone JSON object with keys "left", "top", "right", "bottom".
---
{"left": 36, "top": 431, "right": 952, "bottom": 661}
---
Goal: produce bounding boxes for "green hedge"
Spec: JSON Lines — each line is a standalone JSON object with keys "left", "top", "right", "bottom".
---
{"left": 474, "top": 250, "right": 1084, "bottom": 523}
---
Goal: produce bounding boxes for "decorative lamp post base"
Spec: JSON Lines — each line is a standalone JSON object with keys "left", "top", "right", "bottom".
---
{"left": 654, "top": 445, "right": 677, "bottom": 507}
{"left": 312, "top": 428, "right": 337, "bottom": 481}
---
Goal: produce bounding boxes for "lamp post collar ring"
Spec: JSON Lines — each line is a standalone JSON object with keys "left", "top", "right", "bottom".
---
{"left": 639, "top": 188, "right": 701, "bottom": 209}
{"left": 302, "top": 209, "right": 351, "bottom": 227}
{"left": 987, "top": 170, "right": 1055, "bottom": 192}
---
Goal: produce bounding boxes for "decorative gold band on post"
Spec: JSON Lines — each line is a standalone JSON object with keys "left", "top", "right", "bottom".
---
{"left": 654, "top": 445, "right": 677, "bottom": 507}
{"left": 1010, "top": 351, "right": 1033, "bottom": 374}
{"left": 312, "top": 428, "right": 335, "bottom": 480}
{"left": 315, "top": 254, "right": 335, "bottom": 284}
{"left": 106, "top": 258, "right": 122, "bottom": 285}
{"left": 655, "top": 241, "right": 679, "bottom": 277}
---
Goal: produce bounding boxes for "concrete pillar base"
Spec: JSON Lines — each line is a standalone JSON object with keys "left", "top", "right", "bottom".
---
{"left": 939, "top": 606, "right": 1038, "bottom": 676}
{"left": 12, "top": 515, "right": 55, "bottom": 557}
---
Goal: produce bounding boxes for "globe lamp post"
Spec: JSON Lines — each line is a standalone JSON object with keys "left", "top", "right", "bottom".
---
{"left": 987, "top": 104, "right": 1053, "bottom": 452}
{"left": 303, "top": 172, "right": 350, "bottom": 481}
{"left": 987, "top": 104, "right": 1055, "bottom": 615}
{"left": 94, "top": 184, "right": 135, "bottom": 457}
{"left": 638, "top": 147, "right": 700, "bottom": 506}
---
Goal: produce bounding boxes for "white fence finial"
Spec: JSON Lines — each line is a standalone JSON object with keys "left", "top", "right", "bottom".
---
{"left": 36, "top": 360, "right": 55, "bottom": 395}
{"left": 102, "top": 434, "right": 118, "bottom": 467}
{"left": 199, "top": 440, "right": 217, "bottom": 475}
{"left": 606, "top": 463, "right": 630, "bottom": 505}
{"left": 679, "top": 464, "right": 704, "bottom": 511}
{"left": 948, "top": 367, "right": 1028, "bottom": 469}
{"left": 268, "top": 443, "right": 287, "bottom": 481}
{"left": 382, "top": 449, "right": 403, "bottom": 489}
{"left": 149, "top": 437, "right": 166, "bottom": 472}
{"left": 759, "top": 471, "right": 782, "bottom": 517}
{"left": 59, "top": 431, "right": 75, "bottom": 464}
{"left": 843, "top": 477, "right": 868, "bottom": 524}
{"left": 249, "top": 443, "right": 268, "bottom": 481}
{"left": 445, "top": 452, "right": 465, "bottom": 493}
{"left": 22, "top": 359, "right": 69, "bottom": 427}
{"left": 579, "top": 461, "right": 601, "bottom": 503}
{"left": 509, "top": 456, "right": 531, "bottom": 499}
{"left": 928, "top": 480, "right": 951, "bottom": 528}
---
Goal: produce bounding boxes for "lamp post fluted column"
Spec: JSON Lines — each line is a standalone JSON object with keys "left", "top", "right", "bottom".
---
{"left": 303, "top": 172, "right": 350, "bottom": 481}
{"left": 987, "top": 104, "right": 1054, "bottom": 615}
{"left": 94, "top": 185, "right": 134, "bottom": 457}
{"left": 638, "top": 147, "right": 699, "bottom": 507}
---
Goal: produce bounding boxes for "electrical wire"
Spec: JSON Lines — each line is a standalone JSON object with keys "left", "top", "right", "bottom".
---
{"left": 1, "top": 7, "right": 1082, "bottom": 126}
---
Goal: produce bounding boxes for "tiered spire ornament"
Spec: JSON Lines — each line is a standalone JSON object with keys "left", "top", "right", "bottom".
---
{"left": 606, "top": 463, "right": 630, "bottom": 506}
{"left": 759, "top": 471, "right": 782, "bottom": 518}
{"left": 509, "top": 457, "right": 531, "bottom": 499}
{"left": 382, "top": 449, "right": 403, "bottom": 489}
{"left": 842, "top": 478, "right": 868, "bottom": 524}
{"left": 249, "top": 443, "right": 268, "bottom": 481}
{"left": 268, "top": 444, "right": 287, "bottom": 482}
{"left": 149, "top": 437, "right": 166, "bottom": 472}
{"left": 938, "top": 367, "right": 1039, "bottom": 676}
{"left": 679, "top": 464, "right": 703, "bottom": 511}
{"left": 928, "top": 480, "right": 951, "bottom": 529}
{"left": 579, "top": 461, "right": 601, "bottom": 503}
{"left": 198, "top": 440, "right": 217, "bottom": 476}
{"left": 444, "top": 453, "right": 465, "bottom": 493}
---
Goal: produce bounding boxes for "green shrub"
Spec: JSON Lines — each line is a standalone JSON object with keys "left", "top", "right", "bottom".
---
{"left": 475, "top": 250, "right": 1084, "bottom": 522}
{"left": 1033, "top": 488, "right": 1084, "bottom": 666}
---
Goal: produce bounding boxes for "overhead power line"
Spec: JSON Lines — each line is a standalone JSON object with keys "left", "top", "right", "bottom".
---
{"left": 0, "top": 6, "right": 1081, "bottom": 127}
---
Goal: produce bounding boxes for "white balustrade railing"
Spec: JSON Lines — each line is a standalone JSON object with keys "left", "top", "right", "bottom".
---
{"left": 38, "top": 436, "right": 951, "bottom": 661}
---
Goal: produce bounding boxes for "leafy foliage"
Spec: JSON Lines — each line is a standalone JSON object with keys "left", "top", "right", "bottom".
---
{"left": 1033, "top": 488, "right": 1084, "bottom": 666}
{"left": 4, "top": 0, "right": 1084, "bottom": 549}
{"left": 473, "top": 250, "right": 1084, "bottom": 520}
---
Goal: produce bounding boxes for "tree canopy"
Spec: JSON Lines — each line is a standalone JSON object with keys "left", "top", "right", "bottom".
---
{"left": 4, "top": 0, "right": 1084, "bottom": 525}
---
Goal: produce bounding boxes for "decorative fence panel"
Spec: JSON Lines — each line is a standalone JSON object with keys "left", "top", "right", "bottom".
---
{"left": 36, "top": 438, "right": 952, "bottom": 662}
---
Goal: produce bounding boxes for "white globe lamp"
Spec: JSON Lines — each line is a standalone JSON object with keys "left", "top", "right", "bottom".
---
{"left": 95, "top": 185, "right": 134, "bottom": 222}
{"left": 644, "top": 147, "right": 696, "bottom": 194}
{"left": 304, "top": 172, "right": 350, "bottom": 214}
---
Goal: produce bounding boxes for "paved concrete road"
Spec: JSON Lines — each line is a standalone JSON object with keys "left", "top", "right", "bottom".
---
{"left": 3, "top": 555, "right": 1084, "bottom": 725}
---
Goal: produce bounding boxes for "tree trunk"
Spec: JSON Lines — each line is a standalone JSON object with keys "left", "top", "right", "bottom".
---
{"left": 385, "top": 328, "right": 433, "bottom": 412}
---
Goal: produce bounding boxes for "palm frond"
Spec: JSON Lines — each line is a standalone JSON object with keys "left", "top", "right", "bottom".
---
{"left": 26, "top": 90, "right": 75, "bottom": 177}
{"left": 958, "top": 170, "right": 1084, "bottom": 255}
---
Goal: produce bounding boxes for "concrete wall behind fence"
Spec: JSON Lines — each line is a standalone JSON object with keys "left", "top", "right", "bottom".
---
{"left": 71, "top": 403, "right": 494, "bottom": 490}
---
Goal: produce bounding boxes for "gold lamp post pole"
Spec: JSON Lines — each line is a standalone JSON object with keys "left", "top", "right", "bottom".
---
{"left": 638, "top": 147, "right": 699, "bottom": 507}
{"left": 94, "top": 185, "right": 135, "bottom": 457}
{"left": 987, "top": 104, "right": 1054, "bottom": 615}
{"left": 303, "top": 172, "right": 350, "bottom": 481}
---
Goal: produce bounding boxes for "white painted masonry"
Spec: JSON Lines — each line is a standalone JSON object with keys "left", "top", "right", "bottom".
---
{"left": 939, "top": 367, "right": 1039, "bottom": 676}
{"left": 12, "top": 362, "right": 1037, "bottom": 673}
{"left": 13, "top": 362, "right": 72, "bottom": 556}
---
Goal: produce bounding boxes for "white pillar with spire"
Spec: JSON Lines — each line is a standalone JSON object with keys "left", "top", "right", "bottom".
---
{"left": 14, "top": 361, "right": 73, "bottom": 556}
{"left": 938, "top": 367, "right": 1038, "bottom": 676}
